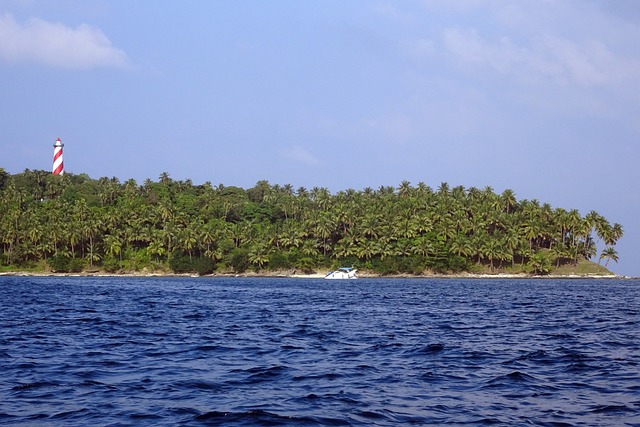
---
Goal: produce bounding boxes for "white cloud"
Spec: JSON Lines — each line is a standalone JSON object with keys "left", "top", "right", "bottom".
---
{"left": 443, "top": 27, "right": 521, "bottom": 73}
{"left": 419, "top": 0, "right": 487, "bottom": 14}
{"left": 442, "top": 26, "right": 640, "bottom": 87}
{"left": 0, "top": 13, "right": 130, "bottom": 69}
{"left": 405, "top": 1, "right": 640, "bottom": 88}
{"left": 402, "top": 37, "right": 436, "bottom": 60}
{"left": 373, "top": 2, "right": 401, "bottom": 19}
{"left": 281, "top": 146, "right": 320, "bottom": 166}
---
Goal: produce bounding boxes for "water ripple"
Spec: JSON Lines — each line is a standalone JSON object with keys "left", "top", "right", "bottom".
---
{"left": 1, "top": 276, "right": 639, "bottom": 426}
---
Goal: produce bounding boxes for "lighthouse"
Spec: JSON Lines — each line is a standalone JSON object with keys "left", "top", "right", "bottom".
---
{"left": 52, "top": 137, "right": 64, "bottom": 175}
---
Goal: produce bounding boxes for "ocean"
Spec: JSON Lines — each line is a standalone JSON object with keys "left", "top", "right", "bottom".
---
{"left": 1, "top": 276, "right": 638, "bottom": 426}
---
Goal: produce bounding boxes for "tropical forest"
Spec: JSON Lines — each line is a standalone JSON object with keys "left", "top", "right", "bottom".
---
{"left": 0, "top": 168, "right": 623, "bottom": 276}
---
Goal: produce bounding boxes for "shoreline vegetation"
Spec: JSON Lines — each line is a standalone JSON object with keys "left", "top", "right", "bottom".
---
{"left": 0, "top": 255, "right": 624, "bottom": 279}
{"left": 0, "top": 264, "right": 630, "bottom": 279}
{"left": 0, "top": 272, "right": 629, "bottom": 280}
{"left": 0, "top": 258, "right": 629, "bottom": 279}
{"left": 0, "top": 169, "right": 624, "bottom": 279}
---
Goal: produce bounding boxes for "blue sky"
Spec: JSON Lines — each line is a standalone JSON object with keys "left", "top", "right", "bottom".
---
{"left": 1, "top": 1, "right": 639, "bottom": 276}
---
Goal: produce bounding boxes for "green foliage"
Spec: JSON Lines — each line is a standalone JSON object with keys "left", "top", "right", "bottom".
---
{"left": 167, "top": 251, "right": 214, "bottom": 275}
{"left": 194, "top": 257, "right": 215, "bottom": 275}
{"left": 0, "top": 169, "right": 622, "bottom": 276}
{"left": 228, "top": 247, "right": 250, "bottom": 273}
{"left": 443, "top": 255, "right": 472, "bottom": 273}
{"left": 0, "top": 168, "right": 8, "bottom": 190}
{"left": 168, "top": 251, "right": 192, "bottom": 273}
{"left": 528, "top": 251, "right": 553, "bottom": 275}
{"left": 47, "top": 255, "right": 84, "bottom": 273}
{"left": 102, "top": 255, "right": 122, "bottom": 273}
{"left": 122, "top": 248, "right": 151, "bottom": 271}
{"left": 68, "top": 257, "right": 85, "bottom": 273}
{"left": 268, "top": 250, "right": 293, "bottom": 270}
{"left": 371, "top": 256, "right": 424, "bottom": 275}
{"left": 48, "top": 255, "right": 71, "bottom": 272}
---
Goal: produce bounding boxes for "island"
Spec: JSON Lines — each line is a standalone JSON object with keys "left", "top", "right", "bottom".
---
{"left": 0, "top": 169, "right": 623, "bottom": 277}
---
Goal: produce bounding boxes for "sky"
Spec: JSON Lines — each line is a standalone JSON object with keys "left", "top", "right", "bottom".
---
{"left": 1, "top": 0, "right": 639, "bottom": 276}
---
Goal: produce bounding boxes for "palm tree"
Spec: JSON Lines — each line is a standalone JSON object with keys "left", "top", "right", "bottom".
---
{"left": 300, "top": 239, "right": 320, "bottom": 260}
{"left": 529, "top": 251, "right": 552, "bottom": 275}
{"left": 437, "top": 182, "right": 450, "bottom": 196}
{"left": 412, "top": 236, "right": 435, "bottom": 258}
{"left": 449, "top": 235, "right": 473, "bottom": 258}
{"left": 566, "top": 209, "right": 582, "bottom": 248}
{"left": 611, "top": 223, "right": 623, "bottom": 246}
{"left": 398, "top": 180, "right": 412, "bottom": 198}
{"left": 104, "top": 234, "right": 123, "bottom": 261}
{"left": 314, "top": 212, "right": 336, "bottom": 254}
{"left": 356, "top": 239, "right": 377, "bottom": 260}
{"left": 555, "top": 208, "right": 570, "bottom": 245}
{"left": 248, "top": 241, "right": 270, "bottom": 270}
{"left": 438, "top": 218, "right": 457, "bottom": 242}
{"left": 523, "top": 217, "right": 544, "bottom": 253}
{"left": 82, "top": 217, "right": 102, "bottom": 267}
{"left": 361, "top": 212, "right": 381, "bottom": 239}
{"left": 147, "top": 238, "right": 166, "bottom": 261}
{"left": 394, "top": 238, "right": 413, "bottom": 257}
{"left": 501, "top": 189, "right": 517, "bottom": 214}
{"left": 550, "top": 241, "right": 569, "bottom": 268}
{"left": 200, "top": 222, "right": 218, "bottom": 255}
{"left": 332, "top": 240, "right": 354, "bottom": 259}
{"left": 481, "top": 239, "right": 502, "bottom": 271}
{"left": 471, "top": 233, "right": 488, "bottom": 265}
{"left": 159, "top": 172, "right": 172, "bottom": 185}
{"left": 502, "top": 229, "right": 520, "bottom": 266}
{"left": 179, "top": 225, "right": 198, "bottom": 260}
{"left": 599, "top": 247, "right": 619, "bottom": 267}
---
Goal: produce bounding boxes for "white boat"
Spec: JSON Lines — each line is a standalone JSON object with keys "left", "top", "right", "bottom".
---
{"left": 324, "top": 267, "right": 358, "bottom": 280}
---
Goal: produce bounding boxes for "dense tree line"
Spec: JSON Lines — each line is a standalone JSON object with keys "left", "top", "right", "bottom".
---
{"left": 0, "top": 168, "right": 622, "bottom": 275}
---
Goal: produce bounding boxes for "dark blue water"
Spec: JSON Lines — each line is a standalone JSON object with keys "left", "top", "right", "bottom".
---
{"left": 1, "top": 276, "right": 639, "bottom": 426}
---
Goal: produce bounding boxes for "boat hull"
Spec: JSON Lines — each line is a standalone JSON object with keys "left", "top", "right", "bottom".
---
{"left": 324, "top": 269, "right": 358, "bottom": 279}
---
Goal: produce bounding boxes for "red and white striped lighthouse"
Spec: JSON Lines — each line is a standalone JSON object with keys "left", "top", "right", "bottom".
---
{"left": 52, "top": 137, "right": 64, "bottom": 175}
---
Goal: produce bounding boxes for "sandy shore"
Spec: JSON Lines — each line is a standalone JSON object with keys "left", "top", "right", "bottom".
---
{"left": 0, "top": 271, "right": 629, "bottom": 279}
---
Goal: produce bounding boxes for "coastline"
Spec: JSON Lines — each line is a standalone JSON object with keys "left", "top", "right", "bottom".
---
{"left": 0, "top": 270, "right": 631, "bottom": 280}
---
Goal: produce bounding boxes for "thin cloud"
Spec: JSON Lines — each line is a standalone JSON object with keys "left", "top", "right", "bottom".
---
{"left": 0, "top": 13, "right": 131, "bottom": 69}
{"left": 402, "top": 37, "right": 436, "bottom": 60}
{"left": 442, "top": 26, "right": 638, "bottom": 87}
{"left": 281, "top": 146, "right": 320, "bottom": 166}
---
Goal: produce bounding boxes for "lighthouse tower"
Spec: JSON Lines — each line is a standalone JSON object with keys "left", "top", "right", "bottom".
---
{"left": 52, "top": 137, "right": 64, "bottom": 175}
